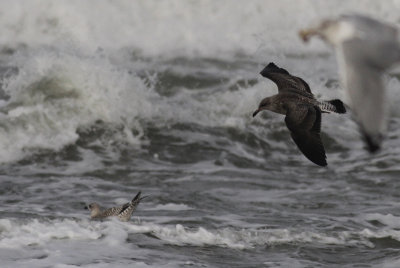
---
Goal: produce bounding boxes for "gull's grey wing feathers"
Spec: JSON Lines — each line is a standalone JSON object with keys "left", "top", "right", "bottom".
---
{"left": 284, "top": 104, "right": 327, "bottom": 166}
{"left": 342, "top": 36, "right": 400, "bottom": 71}
{"left": 300, "top": 14, "right": 400, "bottom": 152}
{"left": 339, "top": 39, "right": 390, "bottom": 151}
{"left": 341, "top": 14, "right": 399, "bottom": 43}
{"left": 260, "top": 63, "right": 313, "bottom": 95}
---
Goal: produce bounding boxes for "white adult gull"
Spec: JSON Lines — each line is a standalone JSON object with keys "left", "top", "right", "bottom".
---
{"left": 299, "top": 14, "right": 400, "bottom": 152}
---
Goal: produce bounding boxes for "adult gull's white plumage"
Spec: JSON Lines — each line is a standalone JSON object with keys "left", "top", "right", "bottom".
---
{"left": 299, "top": 14, "right": 400, "bottom": 152}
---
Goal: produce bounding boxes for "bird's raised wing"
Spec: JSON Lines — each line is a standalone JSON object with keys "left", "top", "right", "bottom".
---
{"left": 260, "top": 62, "right": 313, "bottom": 95}
{"left": 119, "top": 191, "right": 143, "bottom": 215}
{"left": 341, "top": 14, "right": 398, "bottom": 43}
{"left": 339, "top": 40, "right": 388, "bottom": 151}
{"left": 284, "top": 104, "right": 327, "bottom": 166}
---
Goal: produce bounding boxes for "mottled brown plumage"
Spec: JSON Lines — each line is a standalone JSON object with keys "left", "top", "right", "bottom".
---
{"left": 253, "top": 63, "right": 346, "bottom": 166}
{"left": 86, "top": 191, "right": 146, "bottom": 221}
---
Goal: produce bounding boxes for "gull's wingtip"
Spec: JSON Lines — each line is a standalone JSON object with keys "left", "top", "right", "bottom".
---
{"left": 260, "top": 62, "right": 289, "bottom": 77}
{"left": 317, "top": 159, "right": 328, "bottom": 167}
{"left": 328, "top": 99, "right": 347, "bottom": 114}
{"left": 307, "top": 153, "right": 327, "bottom": 167}
{"left": 363, "top": 134, "right": 382, "bottom": 153}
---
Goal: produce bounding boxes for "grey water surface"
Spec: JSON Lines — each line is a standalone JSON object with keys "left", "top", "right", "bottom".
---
{"left": 0, "top": 1, "right": 400, "bottom": 268}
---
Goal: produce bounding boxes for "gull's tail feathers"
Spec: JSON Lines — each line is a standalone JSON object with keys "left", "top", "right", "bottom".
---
{"left": 319, "top": 99, "right": 347, "bottom": 114}
{"left": 328, "top": 99, "right": 347, "bottom": 114}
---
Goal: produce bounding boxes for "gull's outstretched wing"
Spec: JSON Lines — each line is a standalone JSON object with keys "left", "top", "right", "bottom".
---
{"left": 341, "top": 14, "right": 398, "bottom": 44}
{"left": 284, "top": 104, "right": 327, "bottom": 166}
{"left": 260, "top": 62, "right": 313, "bottom": 95}
{"left": 338, "top": 39, "right": 391, "bottom": 152}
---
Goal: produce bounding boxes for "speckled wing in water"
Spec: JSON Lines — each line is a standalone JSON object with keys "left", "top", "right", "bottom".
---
{"left": 117, "top": 191, "right": 143, "bottom": 221}
{"left": 100, "top": 205, "right": 125, "bottom": 218}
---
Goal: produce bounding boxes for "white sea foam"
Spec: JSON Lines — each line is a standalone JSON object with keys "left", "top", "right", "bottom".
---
{"left": 0, "top": 219, "right": 100, "bottom": 249}
{"left": 0, "top": 218, "right": 168, "bottom": 267}
{"left": 0, "top": 1, "right": 399, "bottom": 58}
{"left": 0, "top": 47, "right": 268, "bottom": 163}
{"left": 1, "top": 217, "right": 394, "bottom": 253}
{"left": 147, "top": 203, "right": 192, "bottom": 211}
{"left": 127, "top": 221, "right": 400, "bottom": 250}
{"left": 0, "top": 49, "right": 156, "bottom": 163}
{"left": 3, "top": 217, "right": 400, "bottom": 267}
{"left": 363, "top": 213, "right": 400, "bottom": 228}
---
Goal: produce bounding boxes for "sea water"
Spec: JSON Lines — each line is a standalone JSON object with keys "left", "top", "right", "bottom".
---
{"left": 1, "top": 1, "right": 400, "bottom": 267}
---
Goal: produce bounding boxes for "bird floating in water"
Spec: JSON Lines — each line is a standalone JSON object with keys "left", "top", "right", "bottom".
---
{"left": 299, "top": 14, "right": 400, "bottom": 152}
{"left": 85, "top": 191, "right": 146, "bottom": 221}
{"left": 253, "top": 62, "right": 346, "bottom": 166}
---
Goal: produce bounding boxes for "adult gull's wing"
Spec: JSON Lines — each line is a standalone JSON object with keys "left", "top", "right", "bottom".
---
{"left": 338, "top": 39, "right": 389, "bottom": 151}
{"left": 260, "top": 62, "right": 313, "bottom": 95}
{"left": 284, "top": 104, "right": 327, "bottom": 166}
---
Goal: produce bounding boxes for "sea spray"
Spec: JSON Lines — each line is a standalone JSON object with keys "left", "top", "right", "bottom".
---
{"left": 0, "top": 49, "right": 154, "bottom": 163}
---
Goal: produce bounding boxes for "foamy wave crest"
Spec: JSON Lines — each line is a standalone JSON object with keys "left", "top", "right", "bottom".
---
{"left": 0, "top": 1, "right": 399, "bottom": 58}
{"left": 0, "top": 48, "right": 265, "bottom": 163}
{"left": 127, "top": 222, "right": 374, "bottom": 249}
{"left": 3, "top": 217, "right": 400, "bottom": 252}
{"left": 0, "top": 50, "right": 155, "bottom": 162}
{"left": 0, "top": 219, "right": 169, "bottom": 267}
{"left": 0, "top": 219, "right": 100, "bottom": 249}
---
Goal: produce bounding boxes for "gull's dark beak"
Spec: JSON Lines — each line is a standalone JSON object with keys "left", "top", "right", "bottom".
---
{"left": 299, "top": 28, "right": 318, "bottom": 42}
{"left": 252, "top": 109, "right": 260, "bottom": 117}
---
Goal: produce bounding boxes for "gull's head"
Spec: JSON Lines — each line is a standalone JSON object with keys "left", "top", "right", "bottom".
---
{"left": 85, "top": 202, "right": 101, "bottom": 218}
{"left": 253, "top": 98, "right": 273, "bottom": 117}
{"left": 299, "top": 18, "right": 355, "bottom": 46}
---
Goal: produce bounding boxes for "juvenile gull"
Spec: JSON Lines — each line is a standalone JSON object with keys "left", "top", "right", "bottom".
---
{"left": 253, "top": 62, "right": 346, "bottom": 166}
{"left": 299, "top": 14, "right": 400, "bottom": 152}
{"left": 85, "top": 191, "right": 146, "bottom": 221}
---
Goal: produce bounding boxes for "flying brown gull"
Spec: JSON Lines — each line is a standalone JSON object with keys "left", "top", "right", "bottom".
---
{"left": 299, "top": 14, "right": 400, "bottom": 152}
{"left": 85, "top": 191, "right": 146, "bottom": 222}
{"left": 253, "top": 62, "right": 346, "bottom": 166}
